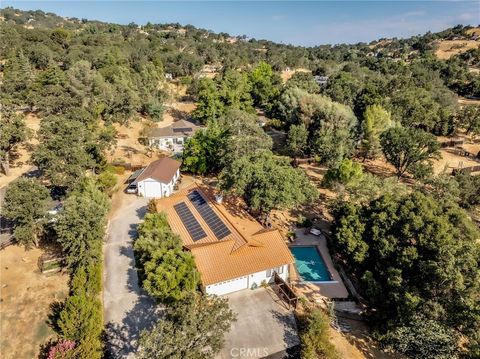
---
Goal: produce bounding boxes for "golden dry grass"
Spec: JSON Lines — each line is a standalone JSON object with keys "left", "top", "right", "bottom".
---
{"left": 434, "top": 39, "right": 480, "bottom": 60}
{"left": 466, "top": 27, "right": 480, "bottom": 37}
{"left": 0, "top": 246, "right": 69, "bottom": 359}
{"left": 280, "top": 68, "right": 311, "bottom": 83}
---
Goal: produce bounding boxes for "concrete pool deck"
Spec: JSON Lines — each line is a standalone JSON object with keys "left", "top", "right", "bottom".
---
{"left": 289, "top": 229, "right": 349, "bottom": 300}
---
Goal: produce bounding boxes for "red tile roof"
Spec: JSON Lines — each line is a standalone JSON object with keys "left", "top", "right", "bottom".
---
{"left": 155, "top": 184, "right": 294, "bottom": 285}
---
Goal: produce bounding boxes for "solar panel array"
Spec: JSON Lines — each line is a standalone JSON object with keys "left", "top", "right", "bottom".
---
{"left": 173, "top": 127, "right": 193, "bottom": 133}
{"left": 188, "top": 190, "right": 232, "bottom": 240}
{"left": 174, "top": 202, "right": 207, "bottom": 241}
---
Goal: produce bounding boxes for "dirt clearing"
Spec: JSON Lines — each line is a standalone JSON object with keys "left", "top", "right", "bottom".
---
{"left": 281, "top": 68, "right": 311, "bottom": 83}
{"left": 107, "top": 101, "right": 196, "bottom": 166}
{"left": 0, "top": 245, "right": 69, "bottom": 359}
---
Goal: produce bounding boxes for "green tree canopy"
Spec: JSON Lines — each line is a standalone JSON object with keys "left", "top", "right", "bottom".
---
{"left": 54, "top": 180, "right": 109, "bottom": 270}
{"left": 381, "top": 315, "right": 459, "bottom": 359}
{"left": 286, "top": 123, "right": 308, "bottom": 158}
{"left": 192, "top": 77, "right": 224, "bottom": 124}
{"left": 2, "top": 178, "right": 50, "bottom": 248}
{"left": 0, "top": 109, "right": 31, "bottom": 175}
{"left": 219, "top": 151, "right": 318, "bottom": 214}
{"left": 285, "top": 72, "right": 320, "bottom": 94}
{"left": 455, "top": 105, "right": 480, "bottom": 136}
{"left": 183, "top": 109, "right": 272, "bottom": 174}
{"left": 138, "top": 294, "right": 236, "bottom": 359}
{"left": 143, "top": 248, "right": 198, "bottom": 303}
{"left": 272, "top": 88, "right": 358, "bottom": 166}
{"left": 33, "top": 115, "right": 94, "bottom": 189}
{"left": 322, "top": 158, "right": 364, "bottom": 189}
{"left": 249, "top": 61, "right": 281, "bottom": 110}
{"left": 217, "top": 69, "right": 254, "bottom": 113}
{"left": 217, "top": 109, "right": 273, "bottom": 167}
{"left": 332, "top": 191, "right": 480, "bottom": 357}
{"left": 310, "top": 95, "right": 358, "bottom": 167}
{"left": 1, "top": 50, "right": 33, "bottom": 105}
{"left": 359, "top": 104, "right": 393, "bottom": 160}
{"left": 181, "top": 120, "right": 224, "bottom": 175}
{"left": 298, "top": 307, "right": 340, "bottom": 359}
{"left": 134, "top": 212, "right": 182, "bottom": 280}
{"left": 380, "top": 126, "right": 440, "bottom": 179}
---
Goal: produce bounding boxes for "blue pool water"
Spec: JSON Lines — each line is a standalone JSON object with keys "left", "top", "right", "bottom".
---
{"left": 290, "top": 246, "right": 333, "bottom": 282}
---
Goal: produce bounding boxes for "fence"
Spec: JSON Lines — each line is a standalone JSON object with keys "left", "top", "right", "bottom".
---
{"left": 440, "top": 139, "right": 464, "bottom": 148}
{"left": 110, "top": 162, "right": 143, "bottom": 171}
{"left": 0, "top": 229, "right": 15, "bottom": 250}
{"left": 452, "top": 165, "right": 480, "bottom": 175}
{"left": 38, "top": 252, "right": 65, "bottom": 274}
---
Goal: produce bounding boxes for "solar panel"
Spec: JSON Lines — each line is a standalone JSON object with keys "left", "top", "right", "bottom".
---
{"left": 188, "top": 191, "right": 231, "bottom": 240}
{"left": 173, "top": 127, "right": 193, "bottom": 133}
{"left": 174, "top": 202, "right": 207, "bottom": 241}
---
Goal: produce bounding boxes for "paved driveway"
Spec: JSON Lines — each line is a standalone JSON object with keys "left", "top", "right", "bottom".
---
{"left": 103, "top": 197, "right": 158, "bottom": 358}
{"left": 217, "top": 288, "right": 299, "bottom": 359}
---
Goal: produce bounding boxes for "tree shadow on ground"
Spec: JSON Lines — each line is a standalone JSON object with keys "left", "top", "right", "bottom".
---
{"left": 104, "top": 295, "right": 161, "bottom": 358}
{"left": 270, "top": 308, "right": 300, "bottom": 349}
{"left": 169, "top": 108, "right": 190, "bottom": 122}
{"left": 136, "top": 205, "right": 147, "bottom": 220}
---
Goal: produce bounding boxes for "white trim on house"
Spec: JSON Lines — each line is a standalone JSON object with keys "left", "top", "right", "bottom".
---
{"left": 136, "top": 169, "right": 180, "bottom": 198}
{"left": 148, "top": 136, "right": 187, "bottom": 153}
{"left": 205, "top": 264, "right": 289, "bottom": 296}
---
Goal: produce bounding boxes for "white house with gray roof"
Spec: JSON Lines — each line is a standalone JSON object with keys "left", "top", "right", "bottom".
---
{"left": 147, "top": 120, "right": 200, "bottom": 153}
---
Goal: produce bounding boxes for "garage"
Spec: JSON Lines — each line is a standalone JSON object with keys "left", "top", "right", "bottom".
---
{"left": 206, "top": 275, "right": 249, "bottom": 296}
{"left": 143, "top": 180, "right": 162, "bottom": 198}
{"left": 130, "top": 157, "right": 181, "bottom": 198}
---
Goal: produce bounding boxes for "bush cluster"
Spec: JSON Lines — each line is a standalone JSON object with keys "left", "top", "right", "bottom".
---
{"left": 134, "top": 212, "right": 198, "bottom": 303}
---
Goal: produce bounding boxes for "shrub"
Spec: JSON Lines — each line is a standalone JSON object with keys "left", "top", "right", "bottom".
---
{"left": 296, "top": 215, "right": 313, "bottom": 228}
{"left": 70, "top": 263, "right": 102, "bottom": 296}
{"left": 381, "top": 316, "right": 459, "bottom": 359}
{"left": 47, "top": 339, "right": 76, "bottom": 359}
{"left": 322, "top": 158, "right": 363, "bottom": 188}
{"left": 297, "top": 307, "right": 340, "bottom": 359}
{"left": 97, "top": 169, "right": 117, "bottom": 193}
{"left": 56, "top": 291, "right": 103, "bottom": 359}
{"left": 134, "top": 212, "right": 182, "bottom": 279}
{"left": 143, "top": 248, "right": 198, "bottom": 303}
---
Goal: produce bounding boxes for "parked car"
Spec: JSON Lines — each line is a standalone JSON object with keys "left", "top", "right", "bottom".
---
{"left": 126, "top": 184, "right": 137, "bottom": 194}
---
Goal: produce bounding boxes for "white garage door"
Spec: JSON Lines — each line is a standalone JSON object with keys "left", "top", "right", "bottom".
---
{"left": 144, "top": 181, "right": 162, "bottom": 198}
{"left": 206, "top": 276, "right": 249, "bottom": 296}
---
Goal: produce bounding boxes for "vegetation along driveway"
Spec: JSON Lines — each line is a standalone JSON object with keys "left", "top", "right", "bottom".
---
{"left": 103, "top": 196, "right": 158, "bottom": 358}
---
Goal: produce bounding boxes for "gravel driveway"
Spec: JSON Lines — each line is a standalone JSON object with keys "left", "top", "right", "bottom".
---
{"left": 103, "top": 196, "right": 158, "bottom": 358}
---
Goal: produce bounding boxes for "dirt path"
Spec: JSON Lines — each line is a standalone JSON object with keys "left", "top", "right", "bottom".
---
{"left": 0, "top": 246, "right": 69, "bottom": 359}
{"left": 103, "top": 196, "right": 159, "bottom": 358}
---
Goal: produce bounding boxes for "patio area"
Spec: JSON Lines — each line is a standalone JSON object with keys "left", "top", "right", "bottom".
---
{"left": 290, "top": 229, "right": 349, "bottom": 301}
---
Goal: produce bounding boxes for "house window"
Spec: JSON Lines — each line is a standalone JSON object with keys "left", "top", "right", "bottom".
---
{"left": 266, "top": 269, "right": 272, "bottom": 277}
{"left": 277, "top": 266, "right": 284, "bottom": 274}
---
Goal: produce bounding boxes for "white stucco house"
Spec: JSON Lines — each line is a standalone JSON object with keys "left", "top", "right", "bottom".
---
{"left": 156, "top": 185, "right": 294, "bottom": 296}
{"left": 147, "top": 120, "right": 200, "bottom": 153}
{"left": 130, "top": 157, "right": 181, "bottom": 198}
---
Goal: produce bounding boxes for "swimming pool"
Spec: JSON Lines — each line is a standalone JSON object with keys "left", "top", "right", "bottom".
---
{"left": 290, "top": 246, "right": 334, "bottom": 282}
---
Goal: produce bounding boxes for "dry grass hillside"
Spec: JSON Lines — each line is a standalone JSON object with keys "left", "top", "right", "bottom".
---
{"left": 435, "top": 27, "right": 480, "bottom": 59}
{"left": 281, "top": 68, "right": 311, "bottom": 83}
{"left": 466, "top": 27, "right": 480, "bottom": 37}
